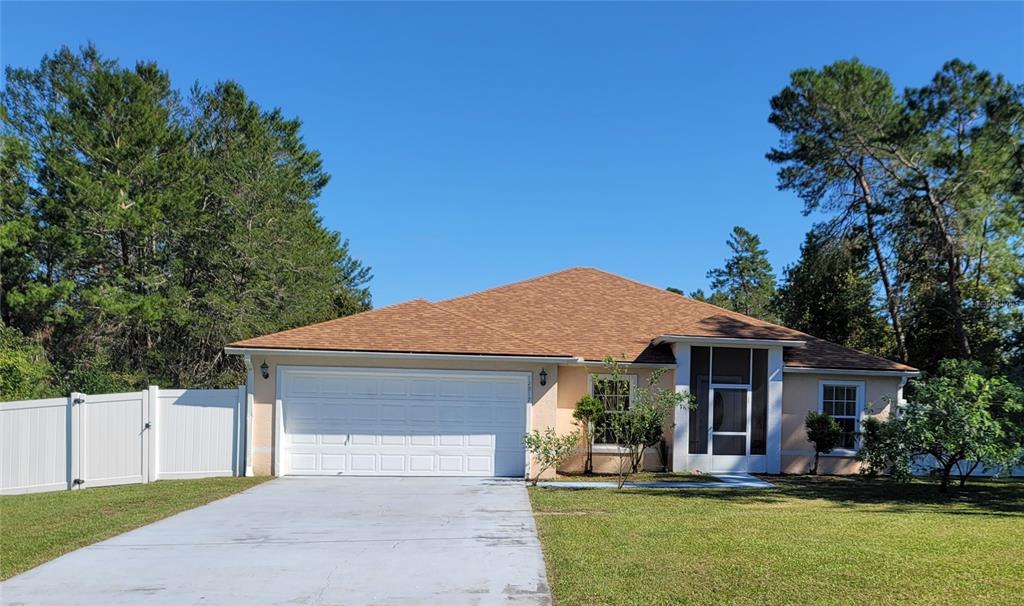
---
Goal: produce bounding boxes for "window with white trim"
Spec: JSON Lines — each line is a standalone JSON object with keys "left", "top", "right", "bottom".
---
{"left": 590, "top": 374, "right": 637, "bottom": 445}
{"left": 820, "top": 382, "right": 862, "bottom": 450}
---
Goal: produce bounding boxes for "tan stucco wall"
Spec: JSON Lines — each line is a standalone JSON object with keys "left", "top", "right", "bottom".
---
{"left": 554, "top": 365, "right": 675, "bottom": 475}
{"left": 248, "top": 353, "right": 557, "bottom": 477}
{"left": 248, "top": 352, "right": 899, "bottom": 478}
{"left": 780, "top": 372, "right": 901, "bottom": 475}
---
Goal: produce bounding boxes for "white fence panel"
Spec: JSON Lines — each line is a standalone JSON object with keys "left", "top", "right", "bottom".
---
{"left": 912, "top": 455, "right": 1024, "bottom": 478}
{"left": 77, "top": 391, "right": 150, "bottom": 489}
{"left": 157, "top": 387, "right": 243, "bottom": 479}
{"left": 0, "top": 397, "right": 70, "bottom": 495}
{"left": 0, "top": 386, "right": 244, "bottom": 495}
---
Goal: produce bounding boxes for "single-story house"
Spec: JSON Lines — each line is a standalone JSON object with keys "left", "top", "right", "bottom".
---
{"left": 225, "top": 267, "right": 918, "bottom": 478}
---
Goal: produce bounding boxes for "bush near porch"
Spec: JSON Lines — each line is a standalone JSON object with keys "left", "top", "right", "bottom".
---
{"left": 529, "top": 475, "right": 1024, "bottom": 606}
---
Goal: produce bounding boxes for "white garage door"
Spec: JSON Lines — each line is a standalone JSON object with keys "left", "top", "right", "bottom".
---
{"left": 280, "top": 368, "right": 529, "bottom": 477}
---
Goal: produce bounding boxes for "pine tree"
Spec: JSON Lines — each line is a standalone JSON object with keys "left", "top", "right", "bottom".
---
{"left": 773, "top": 228, "right": 890, "bottom": 354}
{"left": 1, "top": 45, "right": 372, "bottom": 388}
{"left": 703, "top": 226, "right": 777, "bottom": 320}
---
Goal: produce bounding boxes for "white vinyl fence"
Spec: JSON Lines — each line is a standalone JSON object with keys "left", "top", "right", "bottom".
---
{"left": 1, "top": 386, "right": 245, "bottom": 495}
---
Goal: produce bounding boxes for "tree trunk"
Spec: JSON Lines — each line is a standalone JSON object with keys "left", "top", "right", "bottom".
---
{"left": 939, "top": 460, "right": 955, "bottom": 493}
{"left": 923, "top": 189, "right": 971, "bottom": 357}
{"left": 959, "top": 461, "right": 981, "bottom": 488}
{"left": 856, "top": 169, "right": 908, "bottom": 363}
{"left": 584, "top": 422, "right": 594, "bottom": 475}
{"left": 812, "top": 451, "right": 820, "bottom": 475}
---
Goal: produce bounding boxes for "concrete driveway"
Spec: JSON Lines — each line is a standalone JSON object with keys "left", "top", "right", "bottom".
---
{"left": 1, "top": 477, "right": 551, "bottom": 605}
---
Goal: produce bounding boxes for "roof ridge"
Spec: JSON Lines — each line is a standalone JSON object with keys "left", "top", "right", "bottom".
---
{"left": 432, "top": 302, "right": 565, "bottom": 355}
{"left": 436, "top": 267, "right": 593, "bottom": 305}
{"left": 571, "top": 268, "right": 811, "bottom": 336}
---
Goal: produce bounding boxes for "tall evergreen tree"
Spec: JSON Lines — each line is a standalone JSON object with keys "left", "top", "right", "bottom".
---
{"left": 703, "top": 226, "right": 777, "bottom": 320}
{"left": 767, "top": 59, "right": 909, "bottom": 361}
{"left": 1, "top": 45, "right": 372, "bottom": 388}
{"left": 773, "top": 227, "right": 890, "bottom": 354}
{"left": 768, "top": 58, "right": 1023, "bottom": 371}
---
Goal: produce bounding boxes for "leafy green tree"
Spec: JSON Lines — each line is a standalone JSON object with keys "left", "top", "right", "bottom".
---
{"left": 804, "top": 412, "right": 843, "bottom": 475}
{"left": 768, "top": 58, "right": 1024, "bottom": 370}
{"left": 768, "top": 59, "right": 909, "bottom": 361}
{"left": 893, "top": 61, "right": 1024, "bottom": 361}
{"left": 859, "top": 360, "right": 1024, "bottom": 492}
{"left": 702, "top": 226, "right": 777, "bottom": 320}
{"left": 0, "top": 323, "right": 57, "bottom": 400}
{"left": 1, "top": 45, "right": 372, "bottom": 388}
{"left": 598, "top": 358, "right": 693, "bottom": 488}
{"left": 572, "top": 394, "right": 605, "bottom": 475}
{"left": 773, "top": 228, "right": 890, "bottom": 354}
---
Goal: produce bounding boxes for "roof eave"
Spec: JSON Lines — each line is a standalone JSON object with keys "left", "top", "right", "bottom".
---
{"left": 652, "top": 335, "right": 806, "bottom": 348}
{"left": 782, "top": 366, "right": 920, "bottom": 377}
{"left": 224, "top": 346, "right": 580, "bottom": 364}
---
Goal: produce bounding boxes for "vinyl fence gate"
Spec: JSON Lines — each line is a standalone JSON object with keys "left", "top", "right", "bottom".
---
{"left": 1, "top": 386, "right": 246, "bottom": 495}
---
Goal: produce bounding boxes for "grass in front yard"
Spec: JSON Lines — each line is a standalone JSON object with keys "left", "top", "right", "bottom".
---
{"left": 554, "top": 472, "right": 719, "bottom": 483}
{"left": 0, "top": 476, "right": 270, "bottom": 579}
{"left": 530, "top": 476, "right": 1024, "bottom": 606}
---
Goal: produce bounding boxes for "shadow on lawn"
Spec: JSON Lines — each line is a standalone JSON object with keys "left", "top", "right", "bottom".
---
{"left": 622, "top": 475, "right": 1024, "bottom": 517}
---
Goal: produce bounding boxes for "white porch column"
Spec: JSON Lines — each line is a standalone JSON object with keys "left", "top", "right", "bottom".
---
{"left": 671, "top": 343, "right": 691, "bottom": 472}
{"left": 766, "top": 346, "right": 784, "bottom": 474}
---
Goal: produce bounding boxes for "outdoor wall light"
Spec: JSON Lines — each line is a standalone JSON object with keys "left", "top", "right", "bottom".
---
{"left": 539, "top": 369, "right": 548, "bottom": 386}
{"left": 260, "top": 360, "right": 269, "bottom": 379}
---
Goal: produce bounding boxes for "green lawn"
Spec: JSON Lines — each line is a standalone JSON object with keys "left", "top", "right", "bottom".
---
{"left": 530, "top": 476, "right": 1024, "bottom": 606}
{"left": 0, "top": 476, "right": 270, "bottom": 579}
{"left": 554, "top": 472, "right": 719, "bottom": 483}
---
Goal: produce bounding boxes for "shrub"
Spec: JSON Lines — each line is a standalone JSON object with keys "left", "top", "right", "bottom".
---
{"left": 523, "top": 428, "right": 580, "bottom": 486}
{"left": 0, "top": 324, "right": 57, "bottom": 401}
{"left": 805, "top": 411, "right": 842, "bottom": 474}
{"left": 859, "top": 360, "right": 1023, "bottom": 492}
{"left": 572, "top": 394, "right": 605, "bottom": 474}
{"left": 597, "top": 358, "right": 694, "bottom": 488}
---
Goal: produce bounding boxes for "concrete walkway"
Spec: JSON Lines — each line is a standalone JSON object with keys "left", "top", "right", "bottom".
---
{"left": 538, "top": 472, "right": 774, "bottom": 489}
{"left": 1, "top": 477, "right": 551, "bottom": 605}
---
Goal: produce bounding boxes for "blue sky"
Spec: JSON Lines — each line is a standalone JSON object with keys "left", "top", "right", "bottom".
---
{"left": 3, "top": 2, "right": 1022, "bottom": 307}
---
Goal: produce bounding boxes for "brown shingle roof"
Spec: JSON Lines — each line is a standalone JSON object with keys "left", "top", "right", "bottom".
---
{"left": 230, "top": 299, "right": 569, "bottom": 357}
{"left": 230, "top": 268, "right": 916, "bottom": 372}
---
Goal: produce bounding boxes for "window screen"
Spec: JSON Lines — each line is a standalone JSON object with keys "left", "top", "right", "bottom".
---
{"left": 750, "top": 349, "right": 768, "bottom": 455}
{"left": 689, "top": 347, "right": 710, "bottom": 454}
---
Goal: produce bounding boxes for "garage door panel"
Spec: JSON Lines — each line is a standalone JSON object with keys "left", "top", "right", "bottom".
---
{"left": 467, "top": 434, "right": 492, "bottom": 447}
{"left": 379, "top": 379, "right": 409, "bottom": 396}
{"left": 437, "top": 382, "right": 467, "bottom": 398}
{"left": 349, "top": 433, "right": 376, "bottom": 446}
{"left": 290, "top": 453, "right": 317, "bottom": 473}
{"left": 380, "top": 403, "right": 408, "bottom": 421}
{"left": 409, "top": 455, "right": 434, "bottom": 472}
{"left": 409, "top": 405, "right": 437, "bottom": 422}
{"left": 380, "top": 434, "right": 406, "bottom": 446}
{"left": 349, "top": 402, "right": 379, "bottom": 422}
{"left": 282, "top": 369, "right": 527, "bottom": 477}
{"left": 380, "top": 455, "right": 405, "bottom": 472}
{"left": 438, "top": 456, "right": 463, "bottom": 472}
{"left": 289, "top": 433, "right": 318, "bottom": 445}
{"left": 467, "top": 456, "right": 492, "bottom": 473}
{"left": 408, "top": 434, "right": 434, "bottom": 446}
{"left": 321, "top": 454, "right": 346, "bottom": 472}
{"left": 438, "top": 434, "right": 463, "bottom": 447}
{"left": 349, "top": 454, "right": 376, "bottom": 472}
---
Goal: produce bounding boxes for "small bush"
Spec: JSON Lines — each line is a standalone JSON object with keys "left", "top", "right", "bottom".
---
{"left": 523, "top": 428, "right": 580, "bottom": 486}
{"left": 805, "top": 411, "right": 842, "bottom": 474}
